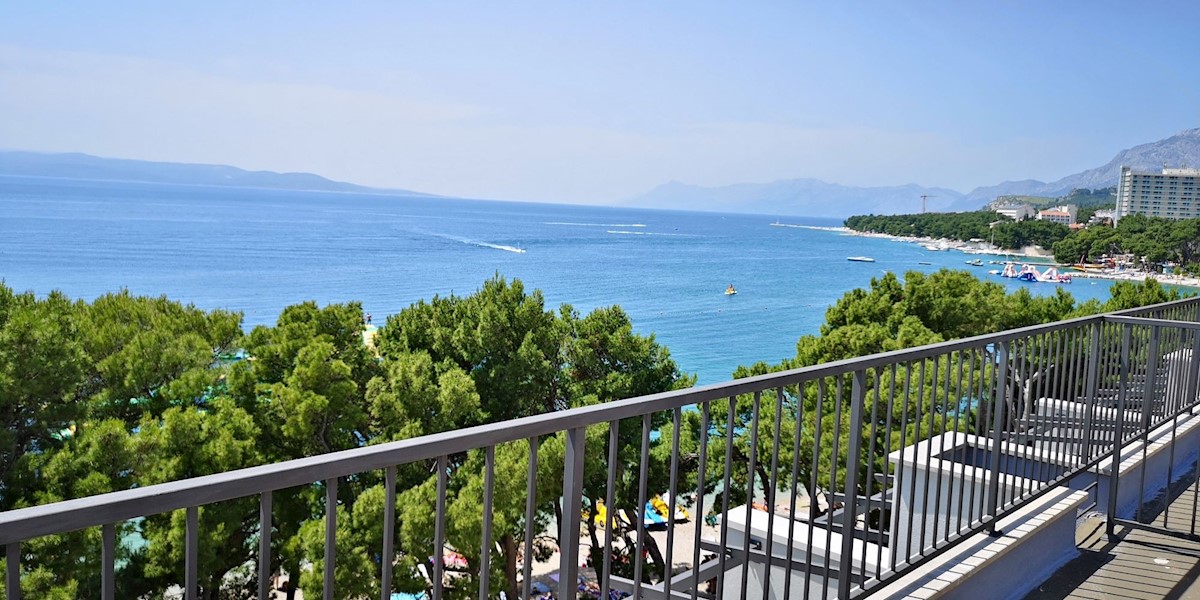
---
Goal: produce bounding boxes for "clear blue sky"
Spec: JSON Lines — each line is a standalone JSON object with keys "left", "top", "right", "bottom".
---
{"left": 2, "top": 1, "right": 1198, "bottom": 203}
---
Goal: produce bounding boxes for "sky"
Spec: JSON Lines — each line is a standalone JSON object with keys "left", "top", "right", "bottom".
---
{"left": 2, "top": 1, "right": 1199, "bottom": 204}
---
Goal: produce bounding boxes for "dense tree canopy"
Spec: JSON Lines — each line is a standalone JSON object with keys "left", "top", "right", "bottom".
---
{"left": 844, "top": 211, "right": 1071, "bottom": 251}
{"left": 0, "top": 270, "right": 1193, "bottom": 599}
{"left": 1052, "top": 213, "right": 1200, "bottom": 270}
{"left": 0, "top": 277, "right": 692, "bottom": 600}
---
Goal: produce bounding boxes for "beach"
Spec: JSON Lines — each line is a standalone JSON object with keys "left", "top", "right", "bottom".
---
{"left": 841, "top": 229, "right": 1200, "bottom": 290}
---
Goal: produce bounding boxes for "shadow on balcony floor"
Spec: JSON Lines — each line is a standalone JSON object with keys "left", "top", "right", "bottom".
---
{"left": 1025, "top": 476, "right": 1200, "bottom": 600}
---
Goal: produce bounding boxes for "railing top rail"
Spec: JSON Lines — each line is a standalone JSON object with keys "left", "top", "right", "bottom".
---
{"left": 1104, "top": 315, "right": 1200, "bottom": 330}
{"left": 2, "top": 296, "right": 1198, "bottom": 544}
{"left": 1109, "top": 294, "right": 1200, "bottom": 317}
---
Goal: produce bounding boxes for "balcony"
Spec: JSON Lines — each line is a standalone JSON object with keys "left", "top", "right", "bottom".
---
{"left": 3, "top": 298, "right": 1200, "bottom": 600}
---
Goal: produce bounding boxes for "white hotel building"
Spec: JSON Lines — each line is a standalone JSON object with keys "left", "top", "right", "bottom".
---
{"left": 1115, "top": 165, "right": 1200, "bottom": 222}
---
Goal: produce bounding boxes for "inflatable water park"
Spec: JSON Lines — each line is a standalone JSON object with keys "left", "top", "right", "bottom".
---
{"left": 997, "top": 263, "right": 1073, "bottom": 284}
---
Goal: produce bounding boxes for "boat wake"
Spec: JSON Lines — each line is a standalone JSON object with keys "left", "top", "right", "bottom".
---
{"left": 606, "top": 230, "right": 691, "bottom": 237}
{"left": 424, "top": 231, "right": 526, "bottom": 253}
{"left": 771, "top": 223, "right": 849, "bottom": 232}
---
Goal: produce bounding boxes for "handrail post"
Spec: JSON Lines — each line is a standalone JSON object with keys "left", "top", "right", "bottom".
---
{"left": 6, "top": 542, "right": 20, "bottom": 600}
{"left": 186, "top": 506, "right": 198, "bottom": 600}
{"left": 259, "top": 492, "right": 273, "bottom": 600}
{"left": 381, "top": 467, "right": 396, "bottom": 600}
{"left": 985, "top": 341, "right": 1010, "bottom": 533}
{"left": 324, "top": 479, "right": 337, "bottom": 600}
{"left": 559, "top": 427, "right": 586, "bottom": 600}
{"left": 838, "top": 370, "right": 867, "bottom": 599}
{"left": 1107, "top": 324, "right": 1132, "bottom": 538}
{"left": 102, "top": 523, "right": 115, "bottom": 600}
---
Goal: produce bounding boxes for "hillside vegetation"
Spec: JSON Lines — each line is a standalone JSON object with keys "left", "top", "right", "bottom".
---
{"left": 844, "top": 211, "right": 1070, "bottom": 251}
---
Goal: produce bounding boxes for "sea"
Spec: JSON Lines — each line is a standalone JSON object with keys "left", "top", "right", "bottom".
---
{"left": 0, "top": 175, "right": 1131, "bottom": 384}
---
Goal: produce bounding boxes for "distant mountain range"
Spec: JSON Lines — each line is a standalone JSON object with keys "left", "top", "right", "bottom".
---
{"left": 627, "top": 128, "right": 1200, "bottom": 218}
{"left": 0, "top": 151, "right": 434, "bottom": 196}
{"left": 6, "top": 129, "right": 1200, "bottom": 217}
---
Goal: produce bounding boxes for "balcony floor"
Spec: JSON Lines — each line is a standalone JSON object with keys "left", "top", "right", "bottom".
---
{"left": 1026, "top": 477, "right": 1200, "bottom": 600}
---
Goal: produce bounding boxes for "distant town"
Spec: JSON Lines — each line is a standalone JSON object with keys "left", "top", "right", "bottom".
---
{"left": 844, "top": 165, "right": 1200, "bottom": 286}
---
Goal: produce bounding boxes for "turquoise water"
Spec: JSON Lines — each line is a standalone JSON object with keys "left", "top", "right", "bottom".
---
{"left": 1, "top": 176, "right": 1125, "bottom": 383}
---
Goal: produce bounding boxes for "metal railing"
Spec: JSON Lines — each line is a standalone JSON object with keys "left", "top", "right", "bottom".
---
{"left": 3, "top": 297, "right": 1200, "bottom": 600}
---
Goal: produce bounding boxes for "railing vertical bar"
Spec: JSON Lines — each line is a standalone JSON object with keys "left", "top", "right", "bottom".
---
{"left": 933, "top": 352, "right": 951, "bottom": 543}
{"left": 838, "top": 370, "right": 866, "bottom": 599}
{"left": 325, "top": 478, "right": 337, "bottom": 600}
{"left": 951, "top": 350, "right": 967, "bottom": 537}
{"left": 804, "top": 380, "right": 826, "bottom": 600}
{"left": 1022, "top": 336, "right": 1040, "bottom": 499}
{"left": 1161, "top": 325, "right": 1181, "bottom": 530}
{"left": 1038, "top": 332, "right": 1056, "bottom": 486}
{"left": 633, "top": 415, "right": 651, "bottom": 600}
{"left": 965, "top": 348, "right": 984, "bottom": 527}
{"left": 987, "top": 341, "right": 1010, "bottom": 532}
{"left": 862, "top": 370, "right": 881, "bottom": 585}
{"left": 433, "top": 458, "right": 448, "bottom": 600}
{"left": 1065, "top": 327, "right": 1083, "bottom": 468}
{"left": 260, "top": 490, "right": 274, "bottom": 600}
{"left": 1064, "top": 326, "right": 1078, "bottom": 467}
{"left": 381, "top": 468, "right": 395, "bottom": 600}
{"left": 1108, "top": 325, "right": 1132, "bottom": 538}
{"left": 717, "top": 395, "right": 736, "bottom": 598}
{"left": 783, "top": 383, "right": 804, "bottom": 600}
{"left": 522, "top": 437, "right": 538, "bottom": 598}
{"left": 690, "top": 403, "right": 710, "bottom": 600}
{"left": 761, "top": 391, "right": 783, "bottom": 600}
{"left": 479, "top": 446, "right": 495, "bottom": 600}
{"left": 1164, "top": 384, "right": 1180, "bottom": 530}
{"left": 5, "top": 542, "right": 19, "bottom": 600}
{"left": 1013, "top": 338, "right": 1031, "bottom": 503}
{"left": 601, "top": 421, "right": 619, "bottom": 600}
{"left": 904, "top": 361, "right": 921, "bottom": 565}
{"left": 878, "top": 363, "right": 898, "bottom": 577}
{"left": 893, "top": 362, "right": 913, "bottom": 570}
{"left": 1137, "top": 325, "right": 1161, "bottom": 523}
{"left": 559, "top": 428, "right": 586, "bottom": 600}
{"left": 822, "top": 378, "right": 844, "bottom": 600}
{"left": 1084, "top": 324, "right": 1099, "bottom": 468}
{"left": 664, "top": 408, "right": 682, "bottom": 600}
{"left": 102, "top": 523, "right": 115, "bottom": 600}
{"left": 739, "top": 391, "right": 762, "bottom": 600}
{"left": 1186, "top": 329, "right": 1200, "bottom": 536}
{"left": 186, "top": 506, "right": 199, "bottom": 600}
{"left": 919, "top": 357, "right": 934, "bottom": 552}
{"left": 1035, "top": 332, "right": 1055, "bottom": 489}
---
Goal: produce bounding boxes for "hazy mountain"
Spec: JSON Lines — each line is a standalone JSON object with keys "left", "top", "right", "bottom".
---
{"left": 630, "top": 128, "right": 1200, "bottom": 217}
{"left": 626, "top": 178, "right": 963, "bottom": 218}
{"left": 951, "top": 128, "right": 1200, "bottom": 210}
{"left": 0, "top": 151, "right": 434, "bottom": 196}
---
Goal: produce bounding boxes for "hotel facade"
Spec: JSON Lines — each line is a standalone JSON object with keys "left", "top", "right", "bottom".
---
{"left": 1115, "top": 165, "right": 1200, "bottom": 222}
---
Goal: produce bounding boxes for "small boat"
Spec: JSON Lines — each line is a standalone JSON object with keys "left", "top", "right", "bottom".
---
{"left": 965, "top": 259, "right": 984, "bottom": 267}
{"left": 725, "top": 284, "right": 738, "bottom": 295}
{"left": 918, "top": 261, "right": 932, "bottom": 265}
{"left": 847, "top": 256, "right": 875, "bottom": 263}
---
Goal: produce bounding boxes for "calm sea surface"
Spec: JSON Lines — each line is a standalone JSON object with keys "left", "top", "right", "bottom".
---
{"left": 1, "top": 176, "right": 1126, "bottom": 383}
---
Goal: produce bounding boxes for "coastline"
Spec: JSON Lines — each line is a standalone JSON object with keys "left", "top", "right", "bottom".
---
{"left": 839, "top": 228, "right": 1200, "bottom": 291}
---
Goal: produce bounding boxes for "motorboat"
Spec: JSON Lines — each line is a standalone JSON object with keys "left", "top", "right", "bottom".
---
{"left": 847, "top": 256, "right": 876, "bottom": 262}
